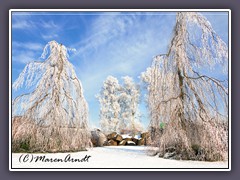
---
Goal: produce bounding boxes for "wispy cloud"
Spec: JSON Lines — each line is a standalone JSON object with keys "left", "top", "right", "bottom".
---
{"left": 12, "top": 14, "right": 61, "bottom": 33}
{"left": 40, "top": 20, "right": 59, "bottom": 29}
{"left": 75, "top": 13, "right": 137, "bottom": 54}
{"left": 74, "top": 12, "right": 173, "bottom": 74}
{"left": 41, "top": 34, "right": 59, "bottom": 40}
{"left": 12, "top": 20, "right": 34, "bottom": 29}
{"left": 12, "top": 13, "right": 36, "bottom": 30}
{"left": 12, "top": 41, "right": 44, "bottom": 64}
{"left": 12, "top": 19, "right": 61, "bottom": 30}
{"left": 39, "top": 21, "right": 61, "bottom": 40}
{"left": 13, "top": 41, "right": 43, "bottom": 51}
{"left": 12, "top": 51, "right": 37, "bottom": 64}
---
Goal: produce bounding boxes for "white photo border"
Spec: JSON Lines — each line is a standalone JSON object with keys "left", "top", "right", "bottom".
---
{"left": 9, "top": 9, "right": 231, "bottom": 171}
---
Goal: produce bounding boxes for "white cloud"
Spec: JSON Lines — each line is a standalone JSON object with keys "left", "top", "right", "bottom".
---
{"left": 39, "top": 21, "right": 61, "bottom": 40}
{"left": 12, "top": 14, "right": 61, "bottom": 32}
{"left": 12, "top": 20, "right": 34, "bottom": 29}
{"left": 12, "top": 13, "right": 36, "bottom": 30}
{"left": 75, "top": 13, "right": 137, "bottom": 55}
{"left": 12, "top": 41, "right": 43, "bottom": 64}
{"left": 41, "top": 34, "right": 59, "bottom": 40}
{"left": 40, "top": 20, "right": 59, "bottom": 29}
{"left": 13, "top": 41, "right": 43, "bottom": 51}
{"left": 12, "top": 51, "right": 37, "bottom": 64}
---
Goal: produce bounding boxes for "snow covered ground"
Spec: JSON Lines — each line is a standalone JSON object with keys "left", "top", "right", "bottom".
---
{"left": 12, "top": 146, "right": 228, "bottom": 170}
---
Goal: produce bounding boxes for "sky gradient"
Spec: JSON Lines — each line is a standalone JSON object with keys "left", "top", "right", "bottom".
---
{"left": 11, "top": 11, "right": 229, "bottom": 129}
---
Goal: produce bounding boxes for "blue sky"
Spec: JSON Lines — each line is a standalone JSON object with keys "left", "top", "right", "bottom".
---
{"left": 11, "top": 11, "right": 229, "bottom": 129}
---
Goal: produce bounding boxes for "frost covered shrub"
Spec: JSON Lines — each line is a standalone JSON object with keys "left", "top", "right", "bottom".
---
{"left": 158, "top": 119, "right": 228, "bottom": 161}
{"left": 12, "top": 116, "right": 91, "bottom": 152}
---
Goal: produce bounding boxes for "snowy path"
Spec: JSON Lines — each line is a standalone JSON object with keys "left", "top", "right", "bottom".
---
{"left": 12, "top": 146, "right": 228, "bottom": 169}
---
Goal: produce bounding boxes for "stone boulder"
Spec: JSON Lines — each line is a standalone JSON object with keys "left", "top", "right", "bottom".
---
{"left": 91, "top": 129, "right": 107, "bottom": 147}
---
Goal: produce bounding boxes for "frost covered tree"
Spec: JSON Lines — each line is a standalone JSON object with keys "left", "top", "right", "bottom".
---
{"left": 97, "top": 76, "right": 121, "bottom": 133}
{"left": 97, "top": 76, "right": 143, "bottom": 134}
{"left": 12, "top": 40, "right": 91, "bottom": 152}
{"left": 141, "top": 12, "right": 228, "bottom": 161}
{"left": 118, "top": 76, "right": 143, "bottom": 134}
